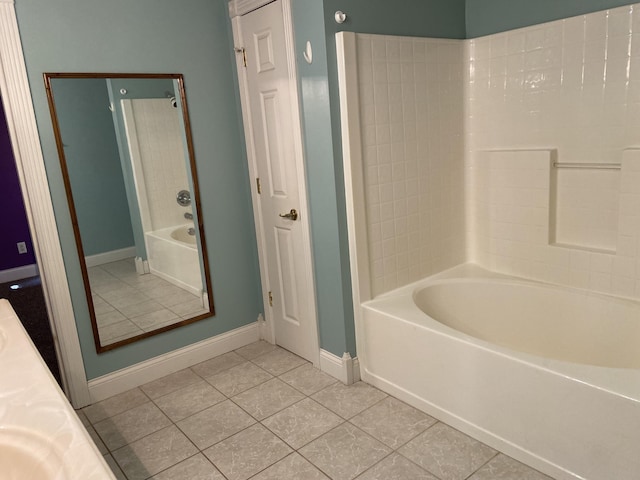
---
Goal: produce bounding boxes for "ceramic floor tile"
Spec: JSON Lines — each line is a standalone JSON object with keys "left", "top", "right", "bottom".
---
{"left": 299, "top": 423, "right": 391, "bottom": 480}
{"left": 203, "top": 424, "right": 292, "bottom": 480}
{"left": 399, "top": 423, "right": 497, "bottom": 480}
{"left": 231, "top": 378, "right": 305, "bottom": 420}
{"left": 102, "top": 259, "right": 136, "bottom": 277}
{"left": 262, "top": 397, "right": 343, "bottom": 449}
{"left": 191, "top": 351, "right": 246, "bottom": 378}
{"left": 250, "top": 453, "right": 330, "bottom": 480}
{"left": 99, "top": 319, "right": 142, "bottom": 343}
{"left": 467, "top": 454, "right": 554, "bottom": 480}
{"left": 112, "top": 425, "right": 198, "bottom": 480}
{"left": 204, "top": 361, "right": 273, "bottom": 397}
{"left": 84, "top": 422, "right": 108, "bottom": 455}
{"left": 76, "top": 408, "right": 91, "bottom": 425}
{"left": 133, "top": 308, "right": 180, "bottom": 331}
{"left": 154, "top": 380, "right": 226, "bottom": 422}
{"left": 354, "top": 453, "right": 438, "bottom": 480}
{"left": 94, "top": 401, "right": 171, "bottom": 451}
{"left": 279, "top": 363, "right": 337, "bottom": 395}
{"left": 169, "top": 297, "right": 206, "bottom": 317}
{"left": 150, "top": 453, "right": 226, "bottom": 480}
{"left": 160, "top": 290, "right": 204, "bottom": 308}
{"left": 118, "top": 299, "right": 165, "bottom": 318}
{"left": 104, "top": 453, "right": 127, "bottom": 480}
{"left": 82, "top": 388, "right": 149, "bottom": 424}
{"left": 311, "top": 381, "right": 388, "bottom": 419}
{"left": 141, "top": 368, "right": 202, "bottom": 399}
{"left": 95, "top": 309, "right": 125, "bottom": 328}
{"left": 93, "top": 297, "right": 116, "bottom": 315}
{"left": 123, "top": 273, "right": 167, "bottom": 288}
{"left": 144, "top": 283, "right": 188, "bottom": 300}
{"left": 250, "top": 347, "right": 308, "bottom": 375}
{"left": 350, "top": 396, "right": 437, "bottom": 448}
{"left": 235, "top": 340, "right": 278, "bottom": 360}
{"left": 177, "top": 399, "right": 256, "bottom": 449}
{"left": 91, "top": 281, "right": 131, "bottom": 296}
{"left": 104, "top": 290, "right": 152, "bottom": 309}
{"left": 87, "top": 266, "right": 111, "bottom": 281}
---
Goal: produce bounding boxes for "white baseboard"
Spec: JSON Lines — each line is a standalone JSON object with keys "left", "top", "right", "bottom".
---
{"left": 87, "top": 322, "right": 259, "bottom": 404}
{"left": 319, "top": 349, "right": 360, "bottom": 385}
{"left": 85, "top": 246, "right": 136, "bottom": 268}
{"left": 134, "top": 256, "right": 149, "bottom": 274}
{"left": 0, "top": 263, "right": 38, "bottom": 283}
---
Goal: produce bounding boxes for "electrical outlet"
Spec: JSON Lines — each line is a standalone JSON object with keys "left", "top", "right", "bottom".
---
{"left": 17, "top": 242, "right": 27, "bottom": 254}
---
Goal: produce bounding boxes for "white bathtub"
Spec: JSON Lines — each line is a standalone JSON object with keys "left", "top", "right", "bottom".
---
{"left": 145, "top": 224, "right": 202, "bottom": 296}
{"left": 359, "top": 264, "right": 640, "bottom": 480}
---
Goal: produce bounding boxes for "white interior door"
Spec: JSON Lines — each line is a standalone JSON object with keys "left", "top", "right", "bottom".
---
{"left": 234, "top": 0, "right": 319, "bottom": 364}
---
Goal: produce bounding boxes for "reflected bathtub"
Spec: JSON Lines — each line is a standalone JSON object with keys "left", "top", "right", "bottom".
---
{"left": 359, "top": 264, "right": 640, "bottom": 480}
{"left": 145, "top": 224, "right": 202, "bottom": 296}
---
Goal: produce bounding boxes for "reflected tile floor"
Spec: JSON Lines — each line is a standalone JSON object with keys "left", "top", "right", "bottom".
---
{"left": 88, "top": 258, "right": 207, "bottom": 345}
{"left": 79, "top": 342, "right": 554, "bottom": 480}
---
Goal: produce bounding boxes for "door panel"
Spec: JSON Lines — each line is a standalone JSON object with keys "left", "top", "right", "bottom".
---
{"left": 260, "top": 90, "right": 287, "bottom": 197}
{"left": 237, "top": 0, "right": 318, "bottom": 362}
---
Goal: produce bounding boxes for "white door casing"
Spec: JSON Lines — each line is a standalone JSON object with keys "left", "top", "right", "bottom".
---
{"left": 0, "top": 0, "right": 90, "bottom": 406}
{"left": 231, "top": 0, "right": 320, "bottom": 365}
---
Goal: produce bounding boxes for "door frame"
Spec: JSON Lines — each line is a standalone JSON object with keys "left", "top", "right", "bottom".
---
{"left": 230, "top": 0, "right": 320, "bottom": 366}
{"left": 0, "top": 0, "right": 90, "bottom": 406}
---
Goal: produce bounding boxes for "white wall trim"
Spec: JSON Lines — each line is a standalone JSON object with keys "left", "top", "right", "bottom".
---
{"left": 88, "top": 322, "right": 259, "bottom": 403}
{"left": 84, "top": 246, "right": 136, "bottom": 267}
{"left": 228, "top": 0, "right": 273, "bottom": 18}
{"left": 0, "top": 263, "right": 38, "bottom": 283}
{"left": 0, "top": 1, "right": 90, "bottom": 406}
{"left": 319, "top": 349, "right": 360, "bottom": 385}
{"left": 231, "top": 14, "right": 276, "bottom": 346}
{"left": 335, "top": 32, "right": 372, "bottom": 377}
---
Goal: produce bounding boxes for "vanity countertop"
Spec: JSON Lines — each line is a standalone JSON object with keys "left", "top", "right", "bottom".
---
{"left": 0, "top": 299, "right": 115, "bottom": 479}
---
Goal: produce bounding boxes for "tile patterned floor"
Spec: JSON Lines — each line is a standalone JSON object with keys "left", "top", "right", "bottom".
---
{"left": 88, "top": 258, "right": 207, "bottom": 345}
{"left": 78, "top": 342, "right": 554, "bottom": 480}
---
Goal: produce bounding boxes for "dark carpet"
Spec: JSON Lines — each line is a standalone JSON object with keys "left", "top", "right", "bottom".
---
{"left": 0, "top": 276, "right": 62, "bottom": 386}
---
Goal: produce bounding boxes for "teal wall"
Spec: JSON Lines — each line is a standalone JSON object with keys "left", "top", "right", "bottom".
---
{"left": 50, "top": 78, "right": 135, "bottom": 257}
{"left": 16, "top": 0, "right": 262, "bottom": 379}
{"left": 466, "top": 0, "right": 637, "bottom": 38}
{"left": 325, "top": 0, "right": 466, "bottom": 38}
{"left": 290, "top": 0, "right": 465, "bottom": 356}
{"left": 291, "top": 0, "right": 353, "bottom": 358}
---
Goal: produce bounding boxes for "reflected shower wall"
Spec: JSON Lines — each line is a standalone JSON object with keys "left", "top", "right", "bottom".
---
{"left": 121, "top": 98, "right": 203, "bottom": 296}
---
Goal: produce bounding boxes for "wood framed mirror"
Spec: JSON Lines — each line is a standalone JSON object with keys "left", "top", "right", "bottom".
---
{"left": 44, "top": 73, "right": 214, "bottom": 352}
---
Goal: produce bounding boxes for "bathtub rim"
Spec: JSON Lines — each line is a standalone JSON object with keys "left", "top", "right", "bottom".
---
{"left": 145, "top": 223, "right": 198, "bottom": 250}
{"left": 144, "top": 223, "right": 204, "bottom": 297}
{"left": 362, "top": 262, "right": 640, "bottom": 405}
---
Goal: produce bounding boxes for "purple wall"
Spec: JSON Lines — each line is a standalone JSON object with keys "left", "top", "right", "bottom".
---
{"left": 0, "top": 99, "right": 36, "bottom": 271}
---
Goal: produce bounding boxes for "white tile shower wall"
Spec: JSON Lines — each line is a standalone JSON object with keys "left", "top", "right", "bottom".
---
{"left": 131, "top": 99, "right": 190, "bottom": 231}
{"left": 468, "top": 4, "right": 640, "bottom": 298}
{"left": 355, "top": 34, "right": 466, "bottom": 296}
{"left": 473, "top": 150, "right": 552, "bottom": 278}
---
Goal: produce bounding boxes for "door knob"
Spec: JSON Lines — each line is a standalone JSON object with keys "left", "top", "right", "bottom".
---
{"left": 279, "top": 208, "right": 298, "bottom": 221}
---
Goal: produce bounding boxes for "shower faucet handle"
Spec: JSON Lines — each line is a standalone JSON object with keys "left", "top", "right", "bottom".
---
{"left": 176, "top": 190, "right": 191, "bottom": 207}
{"left": 184, "top": 212, "right": 193, "bottom": 220}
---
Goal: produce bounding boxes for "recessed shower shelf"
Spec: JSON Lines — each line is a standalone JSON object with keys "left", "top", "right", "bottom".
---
{"left": 550, "top": 242, "right": 616, "bottom": 255}
{"left": 550, "top": 161, "right": 621, "bottom": 254}
{"left": 553, "top": 162, "right": 621, "bottom": 170}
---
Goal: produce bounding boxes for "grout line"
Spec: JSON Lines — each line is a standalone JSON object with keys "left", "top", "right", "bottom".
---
{"left": 94, "top": 342, "right": 543, "bottom": 480}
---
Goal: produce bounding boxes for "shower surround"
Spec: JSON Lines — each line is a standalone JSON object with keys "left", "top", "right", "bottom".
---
{"left": 337, "top": 4, "right": 640, "bottom": 480}
{"left": 354, "top": 3, "right": 640, "bottom": 302}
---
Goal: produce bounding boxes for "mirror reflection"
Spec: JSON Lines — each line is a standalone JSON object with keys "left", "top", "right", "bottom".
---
{"left": 44, "top": 73, "right": 214, "bottom": 352}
